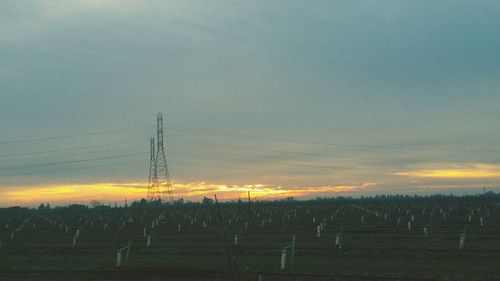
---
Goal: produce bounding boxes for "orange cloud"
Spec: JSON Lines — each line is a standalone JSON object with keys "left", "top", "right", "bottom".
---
{"left": 413, "top": 184, "right": 489, "bottom": 190}
{"left": 394, "top": 164, "right": 500, "bottom": 179}
{"left": 2, "top": 182, "right": 147, "bottom": 206}
{"left": 0, "top": 181, "right": 378, "bottom": 207}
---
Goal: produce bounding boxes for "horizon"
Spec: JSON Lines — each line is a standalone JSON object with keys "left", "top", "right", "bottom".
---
{"left": 1, "top": 1, "right": 499, "bottom": 206}
{"left": 3, "top": 188, "right": 497, "bottom": 209}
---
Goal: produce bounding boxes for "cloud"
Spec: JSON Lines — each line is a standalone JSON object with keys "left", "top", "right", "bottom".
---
{"left": 1, "top": 1, "right": 500, "bottom": 204}
{"left": 394, "top": 164, "right": 500, "bottom": 179}
{"left": 0, "top": 181, "right": 378, "bottom": 207}
{"left": 1, "top": 182, "right": 146, "bottom": 206}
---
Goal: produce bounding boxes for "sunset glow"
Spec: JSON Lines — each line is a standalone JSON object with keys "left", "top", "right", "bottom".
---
{"left": 1, "top": 1, "right": 499, "bottom": 207}
{"left": 395, "top": 164, "right": 500, "bottom": 179}
{"left": 0, "top": 181, "right": 378, "bottom": 207}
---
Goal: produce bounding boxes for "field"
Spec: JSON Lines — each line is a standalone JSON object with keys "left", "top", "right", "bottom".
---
{"left": 1, "top": 196, "right": 500, "bottom": 281}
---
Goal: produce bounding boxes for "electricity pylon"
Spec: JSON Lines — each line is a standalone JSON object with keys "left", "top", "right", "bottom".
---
{"left": 147, "top": 112, "right": 174, "bottom": 202}
{"left": 147, "top": 137, "right": 158, "bottom": 201}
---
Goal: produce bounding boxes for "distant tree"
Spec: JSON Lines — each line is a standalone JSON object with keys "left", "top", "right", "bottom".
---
{"left": 202, "top": 196, "right": 214, "bottom": 205}
{"left": 38, "top": 203, "right": 50, "bottom": 210}
{"left": 67, "top": 204, "right": 88, "bottom": 211}
{"left": 150, "top": 199, "right": 163, "bottom": 207}
{"left": 90, "top": 200, "right": 103, "bottom": 208}
{"left": 130, "top": 199, "right": 148, "bottom": 208}
{"left": 172, "top": 198, "right": 184, "bottom": 206}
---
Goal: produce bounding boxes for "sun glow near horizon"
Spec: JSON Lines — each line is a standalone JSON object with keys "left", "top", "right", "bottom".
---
{"left": 395, "top": 164, "right": 500, "bottom": 179}
{"left": 0, "top": 181, "right": 378, "bottom": 207}
{"left": 3, "top": 163, "right": 500, "bottom": 207}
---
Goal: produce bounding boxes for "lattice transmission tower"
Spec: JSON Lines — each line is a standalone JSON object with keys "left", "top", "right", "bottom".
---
{"left": 147, "top": 137, "right": 158, "bottom": 201}
{"left": 147, "top": 112, "right": 174, "bottom": 202}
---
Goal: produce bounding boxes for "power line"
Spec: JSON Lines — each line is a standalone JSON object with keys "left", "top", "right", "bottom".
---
{"left": 1, "top": 122, "right": 497, "bottom": 180}
{"left": 0, "top": 139, "right": 145, "bottom": 159}
{"left": 168, "top": 125, "right": 498, "bottom": 153}
{"left": 167, "top": 138, "right": 388, "bottom": 162}
{"left": 2, "top": 122, "right": 496, "bottom": 153}
{"left": 0, "top": 126, "right": 149, "bottom": 145}
{"left": 168, "top": 138, "right": 324, "bottom": 158}
{"left": 0, "top": 158, "right": 146, "bottom": 177}
{"left": 1, "top": 128, "right": 495, "bottom": 178}
{"left": 169, "top": 159, "right": 253, "bottom": 171}
{"left": 167, "top": 137, "right": 495, "bottom": 165}
{"left": 0, "top": 151, "right": 146, "bottom": 172}
{"left": 168, "top": 158, "right": 380, "bottom": 176}
{"left": 169, "top": 155, "right": 367, "bottom": 171}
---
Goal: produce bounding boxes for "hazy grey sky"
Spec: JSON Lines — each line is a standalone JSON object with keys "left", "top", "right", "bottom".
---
{"left": 1, "top": 1, "right": 500, "bottom": 205}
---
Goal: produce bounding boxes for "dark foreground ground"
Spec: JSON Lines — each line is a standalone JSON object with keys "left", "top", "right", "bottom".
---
{"left": 1, "top": 196, "right": 499, "bottom": 280}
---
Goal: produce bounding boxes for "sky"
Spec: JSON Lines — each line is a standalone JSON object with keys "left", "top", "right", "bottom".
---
{"left": 1, "top": 1, "right": 500, "bottom": 207}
